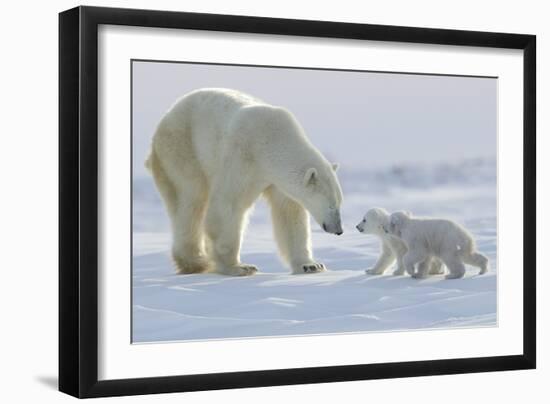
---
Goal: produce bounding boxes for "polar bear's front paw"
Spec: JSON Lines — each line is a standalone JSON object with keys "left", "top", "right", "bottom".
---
{"left": 303, "top": 263, "right": 326, "bottom": 273}
{"left": 293, "top": 262, "right": 326, "bottom": 274}
{"left": 366, "top": 268, "right": 384, "bottom": 275}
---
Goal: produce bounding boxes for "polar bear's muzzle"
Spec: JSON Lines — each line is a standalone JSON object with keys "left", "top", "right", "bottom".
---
{"left": 322, "top": 212, "right": 343, "bottom": 235}
{"left": 323, "top": 222, "right": 343, "bottom": 235}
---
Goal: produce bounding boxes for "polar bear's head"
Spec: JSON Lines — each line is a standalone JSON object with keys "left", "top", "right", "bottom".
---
{"left": 384, "top": 211, "right": 412, "bottom": 237}
{"left": 356, "top": 207, "right": 390, "bottom": 235}
{"left": 296, "top": 163, "right": 344, "bottom": 235}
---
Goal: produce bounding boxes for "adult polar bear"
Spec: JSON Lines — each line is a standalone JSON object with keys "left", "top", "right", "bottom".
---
{"left": 146, "top": 88, "right": 344, "bottom": 276}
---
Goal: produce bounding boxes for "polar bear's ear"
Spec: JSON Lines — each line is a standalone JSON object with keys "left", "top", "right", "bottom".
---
{"left": 303, "top": 168, "right": 318, "bottom": 187}
{"left": 331, "top": 163, "right": 339, "bottom": 172}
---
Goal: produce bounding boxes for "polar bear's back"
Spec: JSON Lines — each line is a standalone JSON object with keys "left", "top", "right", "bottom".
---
{"left": 152, "top": 88, "right": 270, "bottom": 178}
{"left": 173, "top": 88, "right": 263, "bottom": 113}
{"left": 153, "top": 88, "right": 317, "bottom": 184}
{"left": 167, "top": 88, "right": 266, "bottom": 142}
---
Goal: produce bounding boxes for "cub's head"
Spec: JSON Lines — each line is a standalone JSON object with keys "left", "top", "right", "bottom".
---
{"left": 299, "top": 163, "right": 344, "bottom": 235}
{"left": 356, "top": 208, "right": 390, "bottom": 235}
{"left": 384, "top": 211, "right": 412, "bottom": 237}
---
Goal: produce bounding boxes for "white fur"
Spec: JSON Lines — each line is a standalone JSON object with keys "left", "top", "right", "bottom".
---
{"left": 386, "top": 211, "right": 489, "bottom": 279}
{"left": 356, "top": 208, "right": 444, "bottom": 276}
{"left": 146, "top": 88, "right": 343, "bottom": 276}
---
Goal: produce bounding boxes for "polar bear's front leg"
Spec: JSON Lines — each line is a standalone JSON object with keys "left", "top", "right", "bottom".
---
{"left": 205, "top": 192, "right": 259, "bottom": 277}
{"left": 264, "top": 186, "right": 325, "bottom": 274}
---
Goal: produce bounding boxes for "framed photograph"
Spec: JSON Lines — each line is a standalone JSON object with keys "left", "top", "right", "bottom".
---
{"left": 59, "top": 6, "right": 536, "bottom": 398}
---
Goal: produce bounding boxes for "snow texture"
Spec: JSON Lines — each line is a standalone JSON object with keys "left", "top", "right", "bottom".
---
{"left": 132, "top": 158, "right": 497, "bottom": 343}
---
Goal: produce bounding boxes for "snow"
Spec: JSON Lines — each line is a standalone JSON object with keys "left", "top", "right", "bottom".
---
{"left": 132, "top": 158, "right": 497, "bottom": 343}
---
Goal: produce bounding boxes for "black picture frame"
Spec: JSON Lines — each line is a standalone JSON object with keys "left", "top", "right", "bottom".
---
{"left": 59, "top": 5, "right": 536, "bottom": 399}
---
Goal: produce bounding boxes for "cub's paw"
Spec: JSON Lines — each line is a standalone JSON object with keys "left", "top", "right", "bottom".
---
{"left": 366, "top": 268, "right": 384, "bottom": 275}
{"left": 411, "top": 272, "right": 428, "bottom": 279}
{"left": 445, "top": 273, "right": 465, "bottom": 280}
{"left": 294, "top": 262, "right": 326, "bottom": 274}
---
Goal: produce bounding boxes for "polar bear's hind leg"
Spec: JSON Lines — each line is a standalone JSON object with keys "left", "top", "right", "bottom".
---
{"left": 171, "top": 176, "right": 211, "bottom": 274}
{"left": 147, "top": 144, "right": 211, "bottom": 274}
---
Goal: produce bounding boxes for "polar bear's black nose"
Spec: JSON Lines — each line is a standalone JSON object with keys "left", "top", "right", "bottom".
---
{"left": 336, "top": 230, "right": 343, "bottom": 236}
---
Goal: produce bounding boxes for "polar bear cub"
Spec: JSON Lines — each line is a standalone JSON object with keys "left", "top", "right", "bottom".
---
{"left": 356, "top": 208, "right": 444, "bottom": 276}
{"left": 385, "top": 211, "right": 489, "bottom": 279}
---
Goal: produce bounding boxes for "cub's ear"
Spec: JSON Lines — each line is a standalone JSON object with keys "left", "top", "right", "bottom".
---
{"left": 303, "top": 168, "right": 318, "bottom": 186}
{"left": 331, "top": 163, "right": 339, "bottom": 172}
{"left": 404, "top": 210, "right": 412, "bottom": 217}
{"left": 389, "top": 215, "right": 402, "bottom": 235}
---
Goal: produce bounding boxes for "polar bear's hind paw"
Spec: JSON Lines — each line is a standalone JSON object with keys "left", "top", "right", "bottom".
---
{"left": 236, "top": 264, "right": 258, "bottom": 276}
{"left": 173, "top": 255, "right": 212, "bottom": 274}
{"left": 219, "top": 264, "right": 258, "bottom": 276}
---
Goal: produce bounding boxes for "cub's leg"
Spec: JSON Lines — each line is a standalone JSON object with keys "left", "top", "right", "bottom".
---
{"left": 205, "top": 176, "right": 263, "bottom": 276}
{"left": 264, "top": 186, "right": 325, "bottom": 274}
{"left": 367, "top": 242, "right": 395, "bottom": 275}
{"left": 428, "top": 257, "right": 445, "bottom": 275}
{"left": 417, "top": 256, "right": 445, "bottom": 276}
{"left": 441, "top": 253, "right": 466, "bottom": 279}
{"left": 390, "top": 241, "right": 407, "bottom": 276}
{"left": 403, "top": 248, "right": 429, "bottom": 279}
